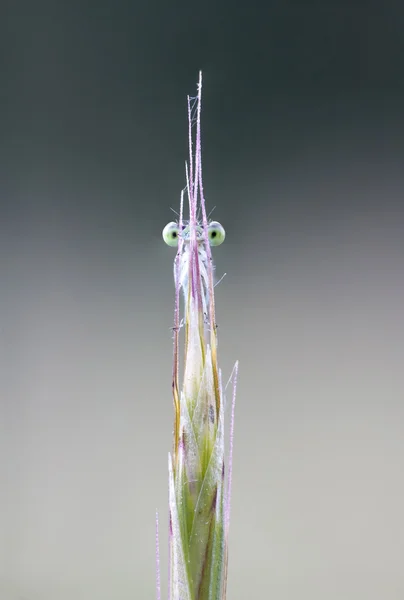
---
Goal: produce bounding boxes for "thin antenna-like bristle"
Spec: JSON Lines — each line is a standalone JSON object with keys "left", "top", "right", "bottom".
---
{"left": 172, "top": 188, "right": 186, "bottom": 460}
{"left": 168, "top": 502, "right": 172, "bottom": 600}
{"left": 222, "top": 362, "right": 238, "bottom": 600}
{"left": 225, "top": 361, "right": 239, "bottom": 536}
{"left": 186, "top": 80, "right": 205, "bottom": 336}
{"left": 196, "top": 75, "right": 214, "bottom": 309}
{"left": 193, "top": 72, "right": 202, "bottom": 226}
{"left": 187, "top": 96, "right": 194, "bottom": 206}
{"left": 194, "top": 72, "right": 221, "bottom": 416}
{"left": 156, "top": 511, "right": 161, "bottom": 600}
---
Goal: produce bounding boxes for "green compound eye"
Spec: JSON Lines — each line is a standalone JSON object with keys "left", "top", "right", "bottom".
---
{"left": 162, "top": 222, "right": 180, "bottom": 246}
{"left": 207, "top": 221, "right": 225, "bottom": 246}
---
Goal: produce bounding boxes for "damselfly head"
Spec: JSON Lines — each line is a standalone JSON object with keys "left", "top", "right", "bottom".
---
{"left": 162, "top": 220, "right": 225, "bottom": 247}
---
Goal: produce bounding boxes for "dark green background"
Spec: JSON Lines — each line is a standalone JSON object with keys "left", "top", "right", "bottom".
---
{"left": 1, "top": 2, "right": 403, "bottom": 599}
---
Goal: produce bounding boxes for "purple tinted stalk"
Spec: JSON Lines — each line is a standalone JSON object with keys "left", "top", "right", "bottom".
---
{"left": 162, "top": 72, "right": 237, "bottom": 600}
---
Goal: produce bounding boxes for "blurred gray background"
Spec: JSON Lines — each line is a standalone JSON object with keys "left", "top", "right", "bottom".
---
{"left": 1, "top": 1, "right": 404, "bottom": 599}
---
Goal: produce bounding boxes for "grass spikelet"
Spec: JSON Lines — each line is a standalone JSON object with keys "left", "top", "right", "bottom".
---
{"left": 160, "top": 72, "right": 238, "bottom": 600}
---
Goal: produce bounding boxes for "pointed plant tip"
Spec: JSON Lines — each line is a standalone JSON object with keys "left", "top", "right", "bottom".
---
{"left": 155, "top": 509, "right": 161, "bottom": 600}
{"left": 161, "top": 73, "right": 238, "bottom": 600}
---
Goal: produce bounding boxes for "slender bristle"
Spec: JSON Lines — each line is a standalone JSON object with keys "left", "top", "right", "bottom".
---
{"left": 156, "top": 511, "right": 161, "bottom": 600}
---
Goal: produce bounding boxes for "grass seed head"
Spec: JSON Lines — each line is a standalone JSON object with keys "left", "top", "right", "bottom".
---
{"left": 161, "top": 72, "right": 238, "bottom": 600}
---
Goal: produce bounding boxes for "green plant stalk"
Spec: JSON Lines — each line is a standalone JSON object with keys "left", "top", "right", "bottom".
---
{"left": 159, "top": 72, "right": 238, "bottom": 600}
